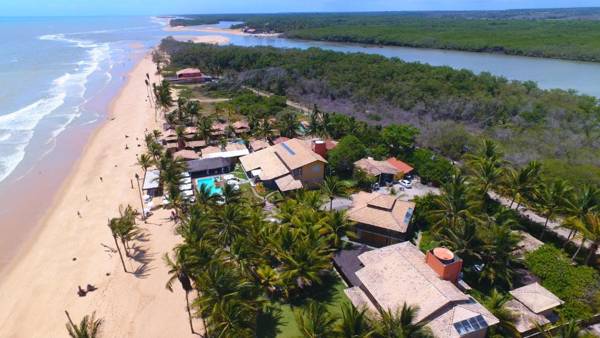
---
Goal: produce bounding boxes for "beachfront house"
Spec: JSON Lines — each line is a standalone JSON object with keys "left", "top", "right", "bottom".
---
{"left": 187, "top": 157, "right": 235, "bottom": 178}
{"left": 354, "top": 157, "right": 400, "bottom": 185}
{"left": 335, "top": 243, "right": 499, "bottom": 338}
{"left": 505, "top": 283, "right": 564, "bottom": 335}
{"left": 347, "top": 191, "right": 415, "bottom": 247}
{"left": 239, "top": 138, "right": 327, "bottom": 193}
{"left": 176, "top": 68, "right": 203, "bottom": 79}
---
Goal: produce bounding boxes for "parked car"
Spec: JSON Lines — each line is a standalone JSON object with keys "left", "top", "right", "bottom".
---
{"left": 400, "top": 179, "right": 412, "bottom": 189}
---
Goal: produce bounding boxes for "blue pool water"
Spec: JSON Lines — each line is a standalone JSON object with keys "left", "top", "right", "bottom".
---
{"left": 196, "top": 177, "right": 222, "bottom": 196}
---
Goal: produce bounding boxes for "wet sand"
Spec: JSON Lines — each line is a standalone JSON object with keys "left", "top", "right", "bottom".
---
{"left": 173, "top": 34, "right": 231, "bottom": 45}
{"left": 0, "top": 54, "right": 202, "bottom": 337}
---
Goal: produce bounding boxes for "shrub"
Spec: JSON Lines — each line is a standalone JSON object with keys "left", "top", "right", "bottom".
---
{"left": 328, "top": 135, "right": 366, "bottom": 177}
{"left": 525, "top": 244, "right": 600, "bottom": 320}
{"left": 407, "top": 148, "right": 454, "bottom": 186}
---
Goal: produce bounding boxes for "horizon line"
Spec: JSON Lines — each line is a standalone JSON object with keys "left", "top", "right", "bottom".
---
{"left": 2, "top": 6, "right": 600, "bottom": 18}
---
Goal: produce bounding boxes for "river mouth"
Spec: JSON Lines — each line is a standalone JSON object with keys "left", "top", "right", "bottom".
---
{"left": 168, "top": 21, "right": 600, "bottom": 98}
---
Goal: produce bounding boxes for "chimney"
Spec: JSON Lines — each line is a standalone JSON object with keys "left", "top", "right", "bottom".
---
{"left": 312, "top": 140, "right": 327, "bottom": 158}
{"left": 425, "top": 247, "right": 463, "bottom": 283}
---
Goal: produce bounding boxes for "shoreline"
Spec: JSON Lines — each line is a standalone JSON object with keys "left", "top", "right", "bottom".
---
{"left": 0, "top": 53, "right": 200, "bottom": 337}
{"left": 165, "top": 24, "right": 281, "bottom": 37}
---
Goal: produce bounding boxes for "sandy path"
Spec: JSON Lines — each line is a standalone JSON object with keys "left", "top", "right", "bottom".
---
{"left": 0, "top": 55, "right": 201, "bottom": 337}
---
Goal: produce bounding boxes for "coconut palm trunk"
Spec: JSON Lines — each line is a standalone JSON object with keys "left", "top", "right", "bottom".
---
{"left": 184, "top": 290, "right": 195, "bottom": 334}
{"left": 571, "top": 237, "right": 586, "bottom": 261}
{"left": 585, "top": 241, "right": 598, "bottom": 265}
{"left": 113, "top": 234, "right": 127, "bottom": 272}
{"left": 540, "top": 216, "right": 550, "bottom": 240}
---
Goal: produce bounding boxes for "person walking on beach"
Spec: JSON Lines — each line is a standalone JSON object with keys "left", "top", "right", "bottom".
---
{"left": 100, "top": 176, "right": 103, "bottom": 183}
{"left": 77, "top": 211, "right": 82, "bottom": 218}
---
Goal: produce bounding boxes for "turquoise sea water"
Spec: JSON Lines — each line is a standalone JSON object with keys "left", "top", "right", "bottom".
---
{"left": 0, "top": 16, "right": 169, "bottom": 185}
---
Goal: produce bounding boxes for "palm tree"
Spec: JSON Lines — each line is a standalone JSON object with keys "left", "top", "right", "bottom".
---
{"left": 374, "top": 303, "right": 433, "bottom": 338}
{"left": 563, "top": 185, "right": 599, "bottom": 243}
{"left": 325, "top": 209, "right": 355, "bottom": 248}
{"left": 465, "top": 140, "right": 505, "bottom": 200}
{"left": 321, "top": 176, "right": 347, "bottom": 211}
{"left": 212, "top": 204, "right": 248, "bottom": 247}
{"left": 438, "top": 221, "right": 483, "bottom": 268}
{"left": 147, "top": 142, "right": 163, "bottom": 162}
{"left": 335, "top": 303, "right": 374, "bottom": 338}
{"left": 116, "top": 205, "right": 140, "bottom": 255}
{"left": 294, "top": 301, "right": 338, "bottom": 338}
{"left": 175, "top": 125, "right": 186, "bottom": 151}
{"left": 221, "top": 182, "right": 242, "bottom": 205}
{"left": 164, "top": 251, "right": 196, "bottom": 334}
{"left": 478, "top": 217, "right": 521, "bottom": 288}
{"left": 278, "top": 236, "right": 332, "bottom": 292}
{"left": 278, "top": 111, "right": 300, "bottom": 138}
{"left": 196, "top": 115, "right": 214, "bottom": 144}
{"left": 465, "top": 139, "right": 504, "bottom": 165}
{"left": 536, "top": 319, "right": 585, "bottom": 338}
{"left": 535, "top": 179, "right": 571, "bottom": 240}
{"left": 504, "top": 161, "right": 542, "bottom": 209}
{"left": 206, "top": 298, "right": 256, "bottom": 338}
{"left": 196, "top": 183, "right": 217, "bottom": 209}
{"left": 483, "top": 289, "right": 520, "bottom": 337}
{"left": 153, "top": 80, "right": 173, "bottom": 121}
{"left": 137, "top": 153, "right": 153, "bottom": 174}
{"left": 427, "top": 173, "right": 473, "bottom": 231}
{"left": 108, "top": 218, "right": 127, "bottom": 272}
{"left": 468, "top": 158, "right": 504, "bottom": 200}
{"left": 255, "top": 265, "right": 282, "bottom": 297}
{"left": 258, "top": 118, "right": 274, "bottom": 139}
{"left": 578, "top": 212, "right": 600, "bottom": 265}
{"left": 65, "top": 311, "right": 103, "bottom": 338}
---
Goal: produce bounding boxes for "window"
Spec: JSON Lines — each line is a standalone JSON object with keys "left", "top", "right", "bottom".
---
{"left": 292, "top": 167, "right": 303, "bottom": 178}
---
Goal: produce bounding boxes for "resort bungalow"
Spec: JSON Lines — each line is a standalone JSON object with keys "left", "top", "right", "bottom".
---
{"left": 336, "top": 243, "right": 499, "bottom": 338}
{"left": 249, "top": 139, "right": 270, "bottom": 152}
{"left": 185, "top": 140, "right": 206, "bottom": 152}
{"left": 232, "top": 120, "right": 251, "bottom": 135}
{"left": 142, "top": 169, "right": 161, "bottom": 197}
{"left": 173, "top": 149, "right": 200, "bottom": 161}
{"left": 187, "top": 157, "right": 235, "bottom": 178}
{"left": 202, "top": 143, "right": 250, "bottom": 159}
{"left": 386, "top": 158, "right": 414, "bottom": 177}
{"left": 505, "top": 283, "right": 563, "bottom": 335}
{"left": 239, "top": 138, "right": 327, "bottom": 193}
{"left": 347, "top": 191, "right": 415, "bottom": 247}
{"left": 176, "top": 68, "right": 203, "bottom": 79}
{"left": 354, "top": 157, "right": 399, "bottom": 185}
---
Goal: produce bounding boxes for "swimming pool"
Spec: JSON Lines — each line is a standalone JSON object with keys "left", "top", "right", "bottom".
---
{"left": 195, "top": 177, "right": 222, "bottom": 196}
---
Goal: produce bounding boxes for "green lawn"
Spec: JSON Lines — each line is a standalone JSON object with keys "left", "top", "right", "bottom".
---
{"left": 232, "top": 164, "right": 248, "bottom": 180}
{"left": 257, "top": 275, "right": 348, "bottom": 338}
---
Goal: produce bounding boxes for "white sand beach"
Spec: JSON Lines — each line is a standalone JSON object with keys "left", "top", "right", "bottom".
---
{"left": 173, "top": 34, "right": 231, "bottom": 45}
{"left": 166, "top": 24, "right": 280, "bottom": 37}
{"left": 0, "top": 54, "right": 202, "bottom": 337}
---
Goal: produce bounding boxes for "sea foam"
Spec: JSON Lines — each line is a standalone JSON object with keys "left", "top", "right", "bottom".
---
{"left": 0, "top": 34, "right": 110, "bottom": 183}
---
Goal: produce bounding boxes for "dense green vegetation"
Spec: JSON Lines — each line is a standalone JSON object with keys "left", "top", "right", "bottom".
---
{"left": 416, "top": 139, "right": 600, "bottom": 323}
{"left": 525, "top": 244, "right": 600, "bottom": 320}
{"left": 171, "top": 10, "right": 600, "bottom": 62}
{"left": 161, "top": 39, "right": 600, "bottom": 185}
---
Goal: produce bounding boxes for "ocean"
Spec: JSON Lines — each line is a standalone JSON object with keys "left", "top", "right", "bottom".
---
{"left": 0, "top": 16, "right": 169, "bottom": 185}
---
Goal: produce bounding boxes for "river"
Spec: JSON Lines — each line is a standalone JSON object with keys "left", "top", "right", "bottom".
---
{"left": 172, "top": 21, "right": 600, "bottom": 98}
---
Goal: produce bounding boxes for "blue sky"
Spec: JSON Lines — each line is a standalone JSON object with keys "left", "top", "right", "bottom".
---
{"left": 3, "top": 0, "right": 600, "bottom": 16}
